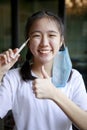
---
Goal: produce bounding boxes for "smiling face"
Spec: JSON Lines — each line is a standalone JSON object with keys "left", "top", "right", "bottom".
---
{"left": 28, "top": 17, "right": 63, "bottom": 66}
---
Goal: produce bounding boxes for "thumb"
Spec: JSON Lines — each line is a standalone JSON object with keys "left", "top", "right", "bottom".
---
{"left": 41, "top": 66, "right": 49, "bottom": 79}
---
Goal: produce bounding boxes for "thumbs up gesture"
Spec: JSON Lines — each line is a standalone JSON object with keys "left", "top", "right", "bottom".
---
{"left": 32, "top": 66, "right": 55, "bottom": 99}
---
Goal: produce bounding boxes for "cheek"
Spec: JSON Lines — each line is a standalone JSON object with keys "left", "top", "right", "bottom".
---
{"left": 51, "top": 40, "right": 61, "bottom": 52}
{"left": 29, "top": 45, "right": 34, "bottom": 54}
{"left": 54, "top": 45, "right": 60, "bottom": 55}
{"left": 29, "top": 42, "right": 37, "bottom": 55}
{"left": 28, "top": 38, "right": 41, "bottom": 53}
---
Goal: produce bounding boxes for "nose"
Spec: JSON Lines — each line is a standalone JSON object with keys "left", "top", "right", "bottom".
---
{"left": 40, "top": 35, "right": 49, "bottom": 47}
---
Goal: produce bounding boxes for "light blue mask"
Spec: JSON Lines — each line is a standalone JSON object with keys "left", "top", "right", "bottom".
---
{"left": 52, "top": 47, "right": 72, "bottom": 87}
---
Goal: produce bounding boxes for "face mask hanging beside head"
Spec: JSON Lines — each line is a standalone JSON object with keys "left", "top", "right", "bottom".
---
{"left": 52, "top": 46, "right": 72, "bottom": 88}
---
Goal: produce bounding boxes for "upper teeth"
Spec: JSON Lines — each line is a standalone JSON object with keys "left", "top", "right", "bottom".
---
{"left": 39, "top": 50, "right": 50, "bottom": 53}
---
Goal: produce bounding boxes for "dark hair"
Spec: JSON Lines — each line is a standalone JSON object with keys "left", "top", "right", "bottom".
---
{"left": 20, "top": 10, "right": 64, "bottom": 81}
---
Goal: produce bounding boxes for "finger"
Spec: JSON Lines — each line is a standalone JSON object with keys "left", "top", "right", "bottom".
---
{"left": 0, "top": 54, "right": 7, "bottom": 64}
{"left": 41, "top": 66, "right": 49, "bottom": 79}
{"left": 5, "top": 50, "right": 12, "bottom": 63}
{"left": 8, "top": 49, "right": 15, "bottom": 58}
{"left": 5, "top": 49, "right": 20, "bottom": 65}
{"left": 13, "top": 49, "right": 20, "bottom": 60}
{"left": 4, "top": 49, "right": 17, "bottom": 63}
{"left": 32, "top": 80, "right": 37, "bottom": 95}
{"left": 13, "top": 48, "right": 19, "bottom": 53}
{"left": 10, "top": 48, "right": 19, "bottom": 59}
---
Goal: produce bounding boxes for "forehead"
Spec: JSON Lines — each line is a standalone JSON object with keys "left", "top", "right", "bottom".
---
{"left": 29, "top": 17, "right": 59, "bottom": 33}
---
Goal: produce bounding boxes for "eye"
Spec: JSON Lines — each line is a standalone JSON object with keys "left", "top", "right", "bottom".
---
{"left": 32, "top": 34, "right": 41, "bottom": 38}
{"left": 49, "top": 34, "right": 57, "bottom": 37}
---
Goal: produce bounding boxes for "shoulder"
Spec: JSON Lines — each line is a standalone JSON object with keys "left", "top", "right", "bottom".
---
{"left": 7, "top": 67, "right": 20, "bottom": 74}
{"left": 5, "top": 67, "right": 22, "bottom": 82}
{"left": 68, "top": 68, "right": 85, "bottom": 90}
{"left": 69, "top": 69, "right": 87, "bottom": 110}
{"left": 70, "top": 68, "right": 83, "bottom": 80}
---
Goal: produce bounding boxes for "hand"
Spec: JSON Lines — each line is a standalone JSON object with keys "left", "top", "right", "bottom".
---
{"left": 32, "top": 66, "right": 55, "bottom": 99}
{"left": 0, "top": 48, "right": 20, "bottom": 76}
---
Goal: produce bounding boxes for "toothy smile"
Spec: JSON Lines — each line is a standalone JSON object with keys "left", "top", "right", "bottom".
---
{"left": 39, "top": 50, "right": 51, "bottom": 54}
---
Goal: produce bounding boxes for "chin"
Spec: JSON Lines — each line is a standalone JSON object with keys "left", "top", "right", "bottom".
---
{"left": 40, "top": 58, "right": 53, "bottom": 64}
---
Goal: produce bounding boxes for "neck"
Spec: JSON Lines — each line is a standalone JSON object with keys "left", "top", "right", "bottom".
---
{"left": 31, "top": 61, "right": 53, "bottom": 78}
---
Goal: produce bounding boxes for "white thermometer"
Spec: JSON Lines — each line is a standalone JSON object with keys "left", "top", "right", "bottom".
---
{"left": 13, "top": 38, "right": 30, "bottom": 58}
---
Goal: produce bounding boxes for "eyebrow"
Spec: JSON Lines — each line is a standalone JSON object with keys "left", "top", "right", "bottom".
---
{"left": 30, "top": 31, "right": 41, "bottom": 35}
{"left": 30, "top": 30, "right": 59, "bottom": 35}
{"left": 48, "top": 31, "right": 59, "bottom": 33}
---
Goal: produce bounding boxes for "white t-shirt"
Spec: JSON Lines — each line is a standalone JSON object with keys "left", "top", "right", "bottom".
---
{"left": 0, "top": 68, "right": 87, "bottom": 130}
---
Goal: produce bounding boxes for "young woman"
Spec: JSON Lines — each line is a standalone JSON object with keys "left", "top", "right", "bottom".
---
{"left": 0, "top": 10, "right": 87, "bottom": 130}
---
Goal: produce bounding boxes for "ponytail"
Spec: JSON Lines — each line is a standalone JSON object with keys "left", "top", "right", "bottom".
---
{"left": 20, "top": 50, "right": 36, "bottom": 81}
